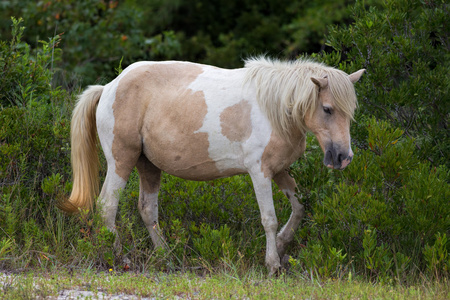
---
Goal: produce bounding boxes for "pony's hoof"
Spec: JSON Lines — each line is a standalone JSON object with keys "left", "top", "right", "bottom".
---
{"left": 268, "top": 268, "right": 278, "bottom": 277}
{"left": 268, "top": 263, "right": 283, "bottom": 277}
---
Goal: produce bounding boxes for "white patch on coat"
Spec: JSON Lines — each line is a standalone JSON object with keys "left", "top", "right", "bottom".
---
{"left": 188, "top": 66, "right": 273, "bottom": 174}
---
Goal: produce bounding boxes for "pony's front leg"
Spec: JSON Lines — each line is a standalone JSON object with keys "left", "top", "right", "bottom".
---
{"left": 249, "top": 171, "right": 280, "bottom": 275}
{"left": 273, "top": 170, "right": 305, "bottom": 258}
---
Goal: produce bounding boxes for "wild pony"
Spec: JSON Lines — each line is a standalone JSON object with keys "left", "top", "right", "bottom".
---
{"left": 59, "top": 57, "right": 364, "bottom": 275}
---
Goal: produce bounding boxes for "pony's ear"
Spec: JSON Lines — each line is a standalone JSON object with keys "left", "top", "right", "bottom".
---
{"left": 348, "top": 69, "right": 366, "bottom": 83}
{"left": 311, "top": 76, "right": 328, "bottom": 89}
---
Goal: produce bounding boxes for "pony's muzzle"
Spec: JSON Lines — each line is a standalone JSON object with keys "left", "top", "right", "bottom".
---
{"left": 324, "top": 146, "right": 353, "bottom": 170}
{"left": 339, "top": 153, "right": 353, "bottom": 169}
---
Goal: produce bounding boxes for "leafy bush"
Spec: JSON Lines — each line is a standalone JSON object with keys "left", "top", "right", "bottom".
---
{"left": 423, "top": 233, "right": 449, "bottom": 279}
{"left": 0, "top": 10, "right": 448, "bottom": 284}
{"left": 0, "top": 2, "right": 181, "bottom": 85}
{"left": 294, "top": 118, "right": 449, "bottom": 281}
{"left": 291, "top": 242, "right": 347, "bottom": 279}
{"left": 113, "top": 171, "right": 273, "bottom": 269}
{"left": 0, "top": 0, "right": 368, "bottom": 83}
{"left": 319, "top": 0, "right": 449, "bottom": 166}
{"left": 193, "top": 224, "right": 236, "bottom": 264}
{"left": 76, "top": 208, "right": 116, "bottom": 267}
{"left": 0, "top": 18, "right": 74, "bottom": 269}
{"left": 0, "top": 17, "right": 64, "bottom": 107}
{"left": 0, "top": 18, "right": 71, "bottom": 181}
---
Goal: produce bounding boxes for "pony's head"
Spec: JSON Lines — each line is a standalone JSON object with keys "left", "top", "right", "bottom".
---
{"left": 244, "top": 57, "right": 364, "bottom": 170}
{"left": 305, "top": 69, "right": 365, "bottom": 170}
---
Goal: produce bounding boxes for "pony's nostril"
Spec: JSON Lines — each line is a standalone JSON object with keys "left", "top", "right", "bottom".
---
{"left": 325, "top": 150, "right": 333, "bottom": 162}
{"left": 337, "top": 153, "right": 343, "bottom": 164}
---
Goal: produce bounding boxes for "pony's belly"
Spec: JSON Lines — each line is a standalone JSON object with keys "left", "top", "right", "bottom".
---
{"left": 164, "top": 164, "right": 247, "bottom": 181}
{"left": 143, "top": 135, "right": 247, "bottom": 181}
{"left": 146, "top": 150, "right": 247, "bottom": 181}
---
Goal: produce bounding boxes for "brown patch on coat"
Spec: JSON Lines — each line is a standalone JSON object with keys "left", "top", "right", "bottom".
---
{"left": 112, "top": 62, "right": 238, "bottom": 181}
{"left": 111, "top": 71, "right": 147, "bottom": 180}
{"left": 136, "top": 155, "right": 161, "bottom": 194}
{"left": 273, "top": 170, "right": 296, "bottom": 196}
{"left": 261, "top": 133, "right": 306, "bottom": 178}
{"left": 220, "top": 100, "right": 252, "bottom": 142}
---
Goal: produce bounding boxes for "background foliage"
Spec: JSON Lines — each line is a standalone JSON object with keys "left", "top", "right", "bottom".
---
{"left": 320, "top": 0, "right": 449, "bottom": 167}
{"left": 0, "top": 0, "right": 449, "bottom": 283}
{"left": 0, "top": 0, "right": 378, "bottom": 84}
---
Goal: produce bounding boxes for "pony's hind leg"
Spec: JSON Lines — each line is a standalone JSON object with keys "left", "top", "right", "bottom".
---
{"left": 273, "top": 170, "right": 305, "bottom": 258}
{"left": 136, "top": 155, "right": 166, "bottom": 249}
{"left": 97, "top": 150, "right": 140, "bottom": 255}
{"left": 97, "top": 130, "right": 142, "bottom": 235}
{"left": 98, "top": 169, "right": 128, "bottom": 232}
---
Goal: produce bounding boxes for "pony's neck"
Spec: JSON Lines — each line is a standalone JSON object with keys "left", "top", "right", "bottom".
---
{"left": 272, "top": 123, "right": 307, "bottom": 150}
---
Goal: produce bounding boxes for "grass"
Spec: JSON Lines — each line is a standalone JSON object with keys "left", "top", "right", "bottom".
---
{"left": 1, "top": 268, "right": 449, "bottom": 299}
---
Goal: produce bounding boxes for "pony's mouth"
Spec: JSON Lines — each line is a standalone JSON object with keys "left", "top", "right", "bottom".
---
{"left": 324, "top": 147, "right": 353, "bottom": 170}
{"left": 340, "top": 155, "right": 353, "bottom": 169}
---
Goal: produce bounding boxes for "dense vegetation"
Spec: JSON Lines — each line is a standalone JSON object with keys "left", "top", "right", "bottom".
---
{"left": 0, "top": 0, "right": 448, "bottom": 286}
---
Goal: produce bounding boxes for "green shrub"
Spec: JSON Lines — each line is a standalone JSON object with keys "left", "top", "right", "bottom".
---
{"left": 423, "top": 233, "right": 449, "bottom": 279}
{"left": 0, "top": 17, "right": 64, "bottom": 107}
{"left": 114, "top": 172, "right": 270, "bottom": 267}
{"left": 0, "top": 18, "right": 74, "bottom": 269}
{"left": 363, "top": 228, "right": 394, "bottom": 282}
{"left": 291, "top": 242, "right": 347, "bottom": 279}
{"left": 0, "top": 3, "right": 181, "bottom": 85}
{"left": 294, "top": 117, "right": 449, "bottom": 280}
{"left": 0, "top": 238, "right": 13, "bottom": 261}
{"left": 77, "top": 216, "right": 116, "bottom": 267}
{"left": 320, "top": 0, "right": 450, "bottom": 166}
{"left": 193, "top": 224, "right": 236, "bottom": 265}
{"left": 0, "top": 1, "right": 369, "bottom": 82}
{"left": 0, "top": 12, "right": 448, "bottom": 283}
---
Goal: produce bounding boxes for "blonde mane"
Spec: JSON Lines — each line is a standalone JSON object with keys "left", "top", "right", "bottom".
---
{"left": 244, "top": 56, "right": 357, "bottom": 140}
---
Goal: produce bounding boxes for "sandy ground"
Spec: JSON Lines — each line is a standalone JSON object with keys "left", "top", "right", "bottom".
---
{"left": 54, "top": 290, "right": 154, "bottom": 300}
{"left": 0, "top": 272, "right": 159, "bottom": 299}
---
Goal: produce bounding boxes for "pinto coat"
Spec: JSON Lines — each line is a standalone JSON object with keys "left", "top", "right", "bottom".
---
{"left": 60, "top": 58, "right": 364, "bottom": 275}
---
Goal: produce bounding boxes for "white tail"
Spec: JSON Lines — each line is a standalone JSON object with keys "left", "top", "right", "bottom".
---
{"left": 58, "top": 85, "right": 103, "bottom": 213}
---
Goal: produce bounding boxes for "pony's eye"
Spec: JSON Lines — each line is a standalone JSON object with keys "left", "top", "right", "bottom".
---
{"left": 323, "top": 106, "right": 332, "bottom": 115}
